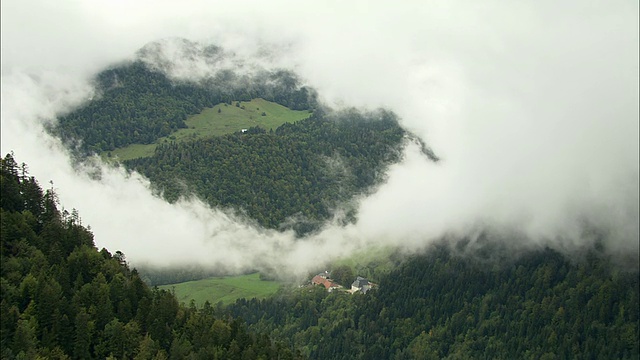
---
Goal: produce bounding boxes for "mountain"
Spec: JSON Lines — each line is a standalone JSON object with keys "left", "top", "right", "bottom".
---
{"left": 226, "top": 242, "right": 639, "bottom": 359}
{"left": 50, "top": 43, "right": 414, "bottom": 235}
{"left": 51, "top": 59, "right": 318, "bottom": 155}
{"left": 0, "top": 153, "right": 303, "bottom": 359}
{"left": 125, "top": 109, "right": 406, "bottom": 234}
{"left": 3, "top": 151, "right": 638, "bottom": 359}
{"left": 35, "top": 41, "right": 639, "bottom": 359}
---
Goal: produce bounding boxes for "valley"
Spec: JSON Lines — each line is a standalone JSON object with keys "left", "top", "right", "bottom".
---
{"left": 2, "top": 36, "right": 637, "bottom": 359}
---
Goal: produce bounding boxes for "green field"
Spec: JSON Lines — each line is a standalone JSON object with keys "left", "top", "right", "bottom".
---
{"left": 107, "top": 98, "right": 312, "bottom": 161}
{"left": 159, "top": 272, "right": 281, "bottom": 307}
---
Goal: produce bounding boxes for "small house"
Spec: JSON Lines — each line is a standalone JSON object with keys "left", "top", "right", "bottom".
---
{"left": 351, "top": 276, "right": 373, "bottom": 294}
{"left": 312, "top": 272, "right": 342, "bottom": 292}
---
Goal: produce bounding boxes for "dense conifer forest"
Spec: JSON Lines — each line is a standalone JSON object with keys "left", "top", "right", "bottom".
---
{"left": 8, "top": 151, "right": 635, "bottom": 359}
{"left": 227, "top": 243, "right": 639, "bottom": 359}
{"left": 0, "top": 154, "right": 303, "bottom": 359}
{"left": 51, "top": 60, "right": 317, "bottom": 154}
{"left": 51, "top": 60, "right": 410, "bottom": 234}
{"left": 126, "top": 109, "right": 406, "bottom": 233}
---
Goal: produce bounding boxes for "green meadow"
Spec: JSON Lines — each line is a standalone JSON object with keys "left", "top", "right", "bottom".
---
{"left": 107, "top": 98, "right": 312, "bottom": 161}
{"left": 159, "top": 272, "right": 281, "bottom": 307}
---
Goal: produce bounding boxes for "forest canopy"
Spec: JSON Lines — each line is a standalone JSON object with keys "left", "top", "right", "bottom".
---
{"left": 226, "top": 242, "right": 639, "bottom": 359}
{"left": 3, "top": 152, "right": 638, "bottom": 359}
{"left": 125, "top": 109, "right": 406, "bottom": 234}
{"left": 51, "top": 60, "right": 318, "bottom": 154}
{"left": 51, "top": 59, "right": 411, "bottom": 235}
{"left": 0, "top": 153, "right": 303, "bottom": 359}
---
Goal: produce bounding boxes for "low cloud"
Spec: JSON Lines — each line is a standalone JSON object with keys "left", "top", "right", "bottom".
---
{"left": 2, "top": 0, "right": 638, "bottom": 275}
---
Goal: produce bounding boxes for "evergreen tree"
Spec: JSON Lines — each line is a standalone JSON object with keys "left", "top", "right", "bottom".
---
{"left": 0, "top": 153, "right": 304, "bottom": 359}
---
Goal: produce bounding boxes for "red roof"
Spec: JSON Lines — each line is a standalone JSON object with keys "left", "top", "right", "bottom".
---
{"left": 312, "top": 275, "right": 340, "bottom": 289}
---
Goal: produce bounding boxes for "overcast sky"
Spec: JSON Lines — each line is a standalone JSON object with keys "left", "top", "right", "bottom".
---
{"left": 2, "top": 0, "right": 638, "bottom": 274}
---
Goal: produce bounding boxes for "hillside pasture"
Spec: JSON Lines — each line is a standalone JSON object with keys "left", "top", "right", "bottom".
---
{"left": 106, "top": 98, "right": 312, "bottom": 161}
{"left": 159, "top": 272, "right": 281, "bottom": 306}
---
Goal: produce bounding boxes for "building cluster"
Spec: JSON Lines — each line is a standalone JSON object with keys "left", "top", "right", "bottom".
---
{"left": 310, "top": 271, "right": 375, "bottom": 294}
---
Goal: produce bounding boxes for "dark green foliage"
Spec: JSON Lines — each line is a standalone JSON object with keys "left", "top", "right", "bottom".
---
{"left": 51, "top": 60, "right": 405, "bottom": 235}
{"left": 51, "top": 61, "right": 317, "bottom": 154}
{"left": 0, "top": 154, "right": 303, "bottom": 359}
{"left": 125, "top": 110, "right": 405, "bottom": 234}
{"left": 330, "top": 265, "right": 355, "bottom": 288}
{"left": 227, "top": 244, "right": 640, "bottom": 359}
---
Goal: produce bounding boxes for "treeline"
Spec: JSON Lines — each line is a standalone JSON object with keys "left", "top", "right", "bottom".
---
{"left": 135, "top": 265, "right": 229, "bottom": 287}
{"left": 125, "top": 109, "right": 406, "bottom": 234}
{"left": 226, "top": 243, "right": 639, "bottom": 359}
{"left": 51, "top": 60, "right": 317, "bottom": 154}
{"left": 0, "top": 153, "right": 303, "bottom": 359}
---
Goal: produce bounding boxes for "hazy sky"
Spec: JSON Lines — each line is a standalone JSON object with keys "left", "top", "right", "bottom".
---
{"left": 2, "top": 0, "right": 638, "bottom": 274}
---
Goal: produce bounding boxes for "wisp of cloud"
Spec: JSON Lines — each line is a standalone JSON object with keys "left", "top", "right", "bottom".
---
{"left": 2, "top": 0, "right": 638, "bottom": 276}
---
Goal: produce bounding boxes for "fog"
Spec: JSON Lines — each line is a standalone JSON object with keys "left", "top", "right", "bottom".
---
{"left": 2, "top": 0, "right": 638, "bottom": 275}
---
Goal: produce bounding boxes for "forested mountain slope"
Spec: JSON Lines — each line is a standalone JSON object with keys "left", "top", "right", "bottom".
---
{"left": 50, "top": 55, "right": 412, "bottom": 234}
{"left": 3, "top": 155, "right": 637, "bottom": 359}
{"left": 0, "top": 153, "right": 303, "bottom": 359}
{"left": 126, "top": 109, "right": 406, "bottom": 233}
{"left": 227, "top": 243, "right": 639, "bottom": 359}
{"left": 51, "top": 59, "right": 317, "bottom": 154}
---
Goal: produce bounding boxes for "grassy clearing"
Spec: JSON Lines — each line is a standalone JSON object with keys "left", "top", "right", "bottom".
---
{"left": 105, "top": 98, "right": 312, "bottom": 162}
{"left": 108, "top": 143, "right": 157, "bottom": 161}
{"left": 159, "top": 272, "right": 281, "bottom": 307}
{"left": 183, "top": 98, "right": 312, "bottom": 138}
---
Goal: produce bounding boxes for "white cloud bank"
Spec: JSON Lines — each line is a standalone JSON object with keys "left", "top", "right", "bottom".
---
{"left": 2, "top": 0, "right": 638, "bottom": 275}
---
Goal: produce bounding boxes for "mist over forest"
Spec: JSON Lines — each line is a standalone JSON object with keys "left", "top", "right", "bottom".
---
{"left": 1, "top": 0, "right": 638, "bottom": 358}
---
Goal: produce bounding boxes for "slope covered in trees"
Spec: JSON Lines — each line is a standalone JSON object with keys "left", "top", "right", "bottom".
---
{"left": 51, "top": 60, "right": 317, "bottom": 154}
{"left": 3, "top": 152, "right": 637, "bottom": 359}
{"left": 51, "top": 55, "right": 410, "bottom": 234}
{"left": 23, "top": 40, "right": 639, "bottom": 359}
{"left": 0, "top": 153, "right": 303, "bottom": 359}
{"left": 125, "top": 109, "right": 406, "bottom": 233}
{"left": 226, "top": 243, "right": 639, "bottom": 359}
